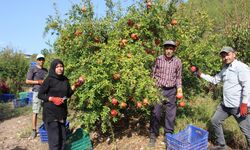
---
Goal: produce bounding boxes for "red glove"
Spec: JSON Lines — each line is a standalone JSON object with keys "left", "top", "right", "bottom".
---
{"left": 37, "top": 80, "right": 44, "bottom": 85}
{"left": 50, "top": 97, "right": 63, "bottom": 106}
{"left": 74, "top": 76, "right": 85, "bottom": 88}
{"left": 240, "top": 103, "right": 248, "bottom": 116}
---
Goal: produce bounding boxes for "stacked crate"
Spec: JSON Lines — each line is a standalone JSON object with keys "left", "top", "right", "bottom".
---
{"left": 39, "top": 123, "right": 48, "bottom": 143}
{"left": 19, "top": 92, "right": 29, "bottom": 99}
{"left": 27, "top": 92, "right": 33, "bottom": 105}
{"left": 0, "top": 93, "right": 15, "bottom": 102}
{"left": 13, "top": 92, "right": 33, "bottom": 108}
{"left": 13, "top": 98, "right": 28, "bottom": 108}
{"left": 166, "top": 124, "right": 208, "bottom": 150}
{"left": 65, "top": 128, "right": 92, "bottom": 150}
{"left": 39, "top": 121, "right": 70, "bottom": 143}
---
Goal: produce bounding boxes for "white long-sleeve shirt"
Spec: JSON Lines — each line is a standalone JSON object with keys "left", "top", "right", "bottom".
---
{"left": 200, "top": 60, "right": 250, "bottom": 107}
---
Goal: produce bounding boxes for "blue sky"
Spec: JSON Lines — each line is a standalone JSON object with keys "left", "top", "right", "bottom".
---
{"left": 0, "top": 0, "right": 134, "bottom": 55}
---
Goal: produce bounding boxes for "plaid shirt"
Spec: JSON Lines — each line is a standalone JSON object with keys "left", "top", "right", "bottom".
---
{"left": 152, "top": 55, "right": 182, "bottom": 88}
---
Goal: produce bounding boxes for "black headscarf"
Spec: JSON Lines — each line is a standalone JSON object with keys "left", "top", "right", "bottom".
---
{"left": 48, "top": 59, "right": 67, "bottom": 80}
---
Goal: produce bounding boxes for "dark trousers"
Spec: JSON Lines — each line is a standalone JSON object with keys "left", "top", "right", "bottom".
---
{"left": 150, "top": 87, "right": 177, "bottom": 136}
{"left": 45, "top": 121, "right": 66, "bottom": 150}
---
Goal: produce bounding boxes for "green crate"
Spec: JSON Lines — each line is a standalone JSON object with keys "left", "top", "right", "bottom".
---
{"left": 19, "top": 92, "right": 29, "bottom": 99}
{"left": 65, "top": 128, "right": 92, "bottom": 150}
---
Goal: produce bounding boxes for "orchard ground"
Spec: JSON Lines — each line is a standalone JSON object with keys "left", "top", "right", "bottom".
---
{"left": 0, "top": 103, "right": 166, "bottom": 150}
{"left": 0, "top": 100, "right": 241, "bottom": 150}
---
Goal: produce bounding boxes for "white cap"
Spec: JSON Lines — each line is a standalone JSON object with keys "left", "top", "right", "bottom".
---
{"left": 36, "top": 54, "right": 45, "bottom": 60}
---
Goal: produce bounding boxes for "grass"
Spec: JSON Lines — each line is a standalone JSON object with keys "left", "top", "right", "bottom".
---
{"left": 0, "top": 101, "right": 44, "bottom": 139}
{"left": 17, "top": 113, "right": 43, "bottom": 139}
{"left": 1, "top": 95, "right": 246, "bottom": 149}
{"left": 0, "top": 102, "right": 32, "bottom": 121}
{"left": 68, "top": 95, "right": 249, "bottom": 149}
{"left": 175, "top": 95, "right": 248, "bottom": 149}
{"left": 223, "top": 117, "right": 247, "bottom": 149}
{"left": 175, "top": 96, "right": 218, "bottom": 131}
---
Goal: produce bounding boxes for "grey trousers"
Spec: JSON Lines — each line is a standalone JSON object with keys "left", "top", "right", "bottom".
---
{"left": 211, "top": 103, "right": 250, "bottom": 149}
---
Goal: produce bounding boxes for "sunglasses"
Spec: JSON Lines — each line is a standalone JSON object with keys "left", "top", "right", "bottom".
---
{"left": 37, "top": 58, "right": 45, "bottom": 61}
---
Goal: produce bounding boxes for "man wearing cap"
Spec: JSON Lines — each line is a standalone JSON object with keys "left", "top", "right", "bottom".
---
{"left": 148, "top": 40, "right": 183, "bottom": 147}
{"left": 191, "top": 46, "right": 250, "bottom": 150}
{"left": 26, "top": 54, "right": 48, "bottom": 139}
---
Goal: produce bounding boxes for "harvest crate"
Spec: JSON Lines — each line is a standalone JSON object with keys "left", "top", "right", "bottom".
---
{"left": 27, "top": 92, "right": 33, "bottom": 105}
{"left": 0, "top": 94, "right": 15, "bottom": 102}
{"left": 39, "top": 121, "right": 70, "bottom": 143}
{"left": 166, "top": 124, "right": 208, "bottom": 150}
{"left": 19, "top": 92, "right": 29, "bottom": 99}
{"left": 65, "top": 128, "right": 92, "bottom": 150}
{"left": 17, "top": 92, "right": 33, "bottom": 105}
{"left": 13, "top": 98, "right": 28, "bottom": 108}
{"left": 39, "top": 123, "right": 48, "bottom": 143}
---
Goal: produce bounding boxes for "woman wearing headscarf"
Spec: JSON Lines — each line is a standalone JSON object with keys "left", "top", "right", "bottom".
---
{"left": 38, "top": 59, "right": 84, "bottom": 150}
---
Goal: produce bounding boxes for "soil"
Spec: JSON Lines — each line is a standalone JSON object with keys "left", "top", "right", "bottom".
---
{"left": 0, "top": 114, "right": 48, "bottom": 150}
{"left": 0, "top": 104, "right": 235, "bottom": 150}
{"left": 0, "top": 112, "right": 166, "bottom": 150}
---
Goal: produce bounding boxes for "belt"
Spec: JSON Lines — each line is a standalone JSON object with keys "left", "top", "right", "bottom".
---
{"left": 161, "top": 86, "right": 175, "bottom": 90}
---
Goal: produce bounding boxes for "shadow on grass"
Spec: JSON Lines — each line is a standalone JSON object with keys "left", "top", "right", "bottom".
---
{"left": 0, "top": 102, "right": 31, "bottom": 122}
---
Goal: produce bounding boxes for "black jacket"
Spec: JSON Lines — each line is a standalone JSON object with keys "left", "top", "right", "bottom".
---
{"left": 38, "top": 59, "right": 74, "bottom": 123}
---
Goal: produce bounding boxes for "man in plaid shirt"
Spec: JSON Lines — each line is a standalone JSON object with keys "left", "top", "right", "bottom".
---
{"left": 149, "top": 40, "right": 183, "bottom": 147}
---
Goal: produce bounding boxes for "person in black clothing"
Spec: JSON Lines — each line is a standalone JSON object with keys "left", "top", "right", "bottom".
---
{"left": 38, "top": 59, "right": 84, "bottom": 150}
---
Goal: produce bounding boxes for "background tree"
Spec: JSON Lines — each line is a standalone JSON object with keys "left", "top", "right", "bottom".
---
{"left": 41, "top": 0, "right": 250, "bottom": 148}
{"left": 185, "top": 0, "right": 250, "bottom": 65}
{"left": 43, "top": 0, "right": 224, "bottom": 133}
{"left": 0, "top": 47, "right": 29, "bottom": 94}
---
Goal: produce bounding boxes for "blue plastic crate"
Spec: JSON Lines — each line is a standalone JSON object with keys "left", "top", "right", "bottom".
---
{"left": 166, "top": 124, "right": 208, "bottom": 150}
{"left": 27, "top": 92, "right": 33, "bottom": 105}
{"left": 39, "top": 125, "right": 48, "bottom": 143}
{"left": 39, "top": 121, "right": 70, "bottom": 143}
{"left": 26, "top": 92, "right": 33, "bottom": 98}
{"left": 18, "top": 92, "right": 33, "bottom": 105}
{"left": 13, "top": 98, "right": 28, "bottom": 108}
{"left": 0, "top": 94, "right": 15, "bottom": 102}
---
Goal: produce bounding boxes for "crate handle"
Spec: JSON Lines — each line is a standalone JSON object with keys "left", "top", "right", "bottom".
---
{"left": 195, "top": 130, "right": 203, "bottom": 135}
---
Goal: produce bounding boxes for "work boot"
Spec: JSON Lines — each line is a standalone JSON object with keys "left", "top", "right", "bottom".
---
{"left": 163, "top": 132, "right": 172, "bottom": 143}
{"left": 30, "top": 130, "right": 37, "bottom": 139}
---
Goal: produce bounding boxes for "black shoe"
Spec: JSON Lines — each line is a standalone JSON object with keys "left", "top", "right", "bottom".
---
{"left": 163, "top": 132, "right": 172, "bottom": 143}
{"left": 148, "top": 135, "right": 156, "bottom": 148}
